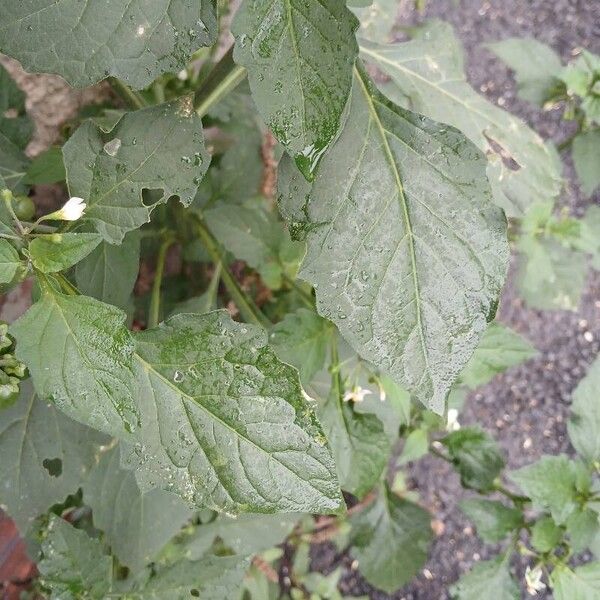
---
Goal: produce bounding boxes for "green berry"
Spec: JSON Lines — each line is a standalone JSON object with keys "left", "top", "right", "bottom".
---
{"left": 13, "top": 195, "right": 35, "bottom": 221}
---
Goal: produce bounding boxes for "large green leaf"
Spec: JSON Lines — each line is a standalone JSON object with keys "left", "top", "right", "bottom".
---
{"left": 572, "top": 130, "right": 600, "bottom": 198}
{"left": 487, "top": 38, "right": 562, "bottom": 105}
{"left": 568, "top": 355, "right": 600, "bottom": 463}
{"left": 350, "top": 484, "right": 431, "bottom": 593}
{"left": 11, "top": 288, "right": 138, "bottom": 436}
{"left": 450, "top": 553, "right": 518, "bottom": 600}
{"left": 84, "top": 445, "right": 192, "bottom": 573}
{"left": 29, "top": 233, "right": 102, "bottom": 273}
{"left": 359, "top": 21, "right": 563, "bottom": 217}
{"left": 459, "top": 499, "right": 522, "bottom": 543}
{"left": 509, "top": 455, "right": 578, "bottom": 524}
{"left": 63, "top": 101, "right": 209, "bottom": 243}
{"left": 0, "top": 239, "right": 22, "bottom": 283}
{"left": 232, "top": 0, "right": 359, "bottom": 179}
{"left": 0, "top": 64, "right": 32, "bottom": 191}
{"left": 279, "top": 65, "right": 508, "bottom": 413}
{"left": 270, "top": 307, "right": 330, "bottom": 385}
{"left": 38, "top": 516, "right": 112, "bottom": 600}
{"left": 75, "top": 232, "right": 141, "bottom": 313}
{"left": 319, "top": 387, "right": 389, "bottom": 498}
{"left": 0, "top": 0, "right": 217, "bottom": 89}
{"left": 459, "top": 322, "right": 536, "bottom": 389}
{"left": 552, "top": 563, "right": 600, "bottom": 600}
{"left": 0, "top": 381, "right": 107, "bottom": 531}
{"left": 126, "top": 311, "right": 344, "bottom": 514}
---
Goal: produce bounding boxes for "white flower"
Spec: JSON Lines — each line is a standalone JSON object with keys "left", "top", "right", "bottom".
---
{"left": 57, "top": 197, "right": 86, "bottom": 221}
{"left": 343, "top": 386, "right": 372, "bottom": 403}
{"left": 525, "top": 566, "right": 546, "bottom": 596}
{"left": 446, "top": 408, "right": 461, "bottom": 431}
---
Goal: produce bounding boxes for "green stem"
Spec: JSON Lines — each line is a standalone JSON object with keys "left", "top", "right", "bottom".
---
{"left": 282, "top": 274, "right": 314, "bottom": 308}
{"left": 193, "top": 47, "right": 247, "bottom": 117}
{"left": 108, "top": 77, "right": 147, "bottom": 110}
{"left": 1, "top": 190, "right": 26, "bottom": 236}
{"left": 148, "top": 236, "right": 174, "bottom": 329}
{"left": 492, "top": 482, "right": 530, "bottom": 505}
{"left": 203, "top": 262, "right": 222, "bottom": 311}
{"left": 195, "top": 218, "right": 270, "bottom": 328}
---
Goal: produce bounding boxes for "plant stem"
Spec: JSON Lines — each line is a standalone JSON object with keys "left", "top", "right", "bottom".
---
{"left": 148, "top": 235, "right": 174, "bottom": 329}
{"left": 195, "top": 218, "right": 270, "bottom": 328}
{"left": 1, "top": 190, "right": 26, "bottom": 236}
{"left": 282, "top": 273, "right": 314, "bottom": 308}
{"left": 108, "top": 77, "right": 147, "bottom": 110}
{"left": 193, "top": 47, "right": 246, "bottom": 117}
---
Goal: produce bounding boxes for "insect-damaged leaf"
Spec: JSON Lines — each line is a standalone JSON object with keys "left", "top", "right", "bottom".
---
{"left": 279, "top": 66, "right": 508, "bottom": 413}
{"left": 63, "top": 101, "right": 209, "bottom": 244}
{"left": 0, "top": 0, "right": 217, "bottom": 89}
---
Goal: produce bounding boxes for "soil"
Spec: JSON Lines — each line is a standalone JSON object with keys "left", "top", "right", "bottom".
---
{"left": 1, "top": 1, "right": 599, "bottom": 598}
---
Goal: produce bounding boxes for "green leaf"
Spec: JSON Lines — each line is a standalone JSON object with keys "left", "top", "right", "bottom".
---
{"left": 232, "top": 0, "right": 359, "bottom": 179}
{"left": 351, "top": 0, "right": 397, "bottom": 41}
{"left": 127, "top": 311, "right": 344, "bottom": 514}
{"left": 270, "top": 308, "right": 330, "bottom": 385}
{"left": 11, "top": 288, "right": 138, "bottom": 436}
{"left": 577, "top": 206, "right": 600, "bottom": 270}
{"left": 63, "top": 101, "right": 210, "bottom": 243}
{"left": 560, "top": 51, "right": 600, "bottom": 124}
{"left": 566, "top": 508, "right": 600, "bottom": 553}
{"left": 459, "top": 499, "right": 522, "bottom": 543}
{"left": 0, "top": 380, "right": 107, "bottom": 531}
{"left": 516, "top": 234, "right": 587, "bottom": 311}
{"left": 0, "top": 64, "right": 32, "bottom": 191}
{"left": 509, "top": 455, "right": 578, "bottom": 524}
{"left": 551, "top": 563, "right": 600, "bottom": 600}
{"left": 0, "top": 1, "right": 217, "bottom": 89}
{"left": 23, "top": 147, "right": 66, "bottom": 185}
{"left": 204, "top": 199, "right": 304, "bottom": 290}
{"left": 442, "top": 428, "right": 505, "bottom": 492}
{"left": 29, "top": 233, "right": 102, "bottom": 274}
{"left": 134, "top": 555, "right": 249, "bottom": 600}
{"left": 0, "top": 239, "right": 22, "bottom": 283}
{"left": 450, "top": 553, "right": 518, "bottom": 600}
{"left": 569, "top": 355, "right": 600, "bottom": 464}
{"left": 319, "top": 387, "right": 390, "bottom": 498}
{"left": 459, "top": 322, "right": 536, "bottom": 389}
{"left": 38, "top": 516, "right": 112, "bottom": 600}
{"left": 396, "top": 428, "right": 429, "bottom": 466}
{"left": 349, "top": 484, "right": 431, "bottom": 593}
{"left": 75, "top": 232, "right": 141, "bottom": 313}
{"left": 84, "top": 444, "right": 192, "bottom": 573}
{"left": 278, "top": 65, "right": 508, "bottom": 414}
{"left": 530, "top": 516, "right": 563, "bottom": 552}
{"left": 487, "top": 38, "right": 562, "bottom": 105}
{"left": 572, "top": 130, "right": 600, "bottom": 198}
{"left": 360, "top": 21, "right": 563, "bottom": 217}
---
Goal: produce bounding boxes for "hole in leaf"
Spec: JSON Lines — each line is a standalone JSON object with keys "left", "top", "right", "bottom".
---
{"left": 190, "top": 589, "right": 200, "bottom": 597}
{"left": 42, "top": 457, "right": 63, "bottom": 477}
{"left": 142, "top": 188, "right": 165, "bottom": 207}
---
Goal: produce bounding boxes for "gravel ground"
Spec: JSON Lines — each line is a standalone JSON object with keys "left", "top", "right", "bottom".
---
{"left": 311, "top": 1, "right": 600, "bottom": 598}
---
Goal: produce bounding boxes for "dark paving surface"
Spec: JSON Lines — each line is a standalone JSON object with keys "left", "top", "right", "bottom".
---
{"left": 312, "top": 1, "right": 600, "bottom": 598}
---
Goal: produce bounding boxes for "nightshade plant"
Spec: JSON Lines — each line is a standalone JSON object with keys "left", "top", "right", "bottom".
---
{"left": 0, "top": 1, "right": 597, "bottom": 598}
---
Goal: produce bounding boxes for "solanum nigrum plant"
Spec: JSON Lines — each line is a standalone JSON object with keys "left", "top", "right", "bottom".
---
{"left": 0, "top": 1, "right": 598, "bottom": 598}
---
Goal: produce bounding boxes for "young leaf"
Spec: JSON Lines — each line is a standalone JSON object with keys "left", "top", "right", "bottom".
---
{"left": 63, "top": 101, "right": 210, "bottom": 243}
{"left": 232, "top": 0, "right": 359, "bottom": 179}
{"left": 530, "top": 516, "right": 563, "bottom": 552}
{"left": 126, "top": 311, "right": 344, "bottom": 514}
{"left": 38, "top": 516, "right": 112, "bottom": 600}
{"left": 319, "top": 387, "right": 390, "bottom": 498}
{"left": 270, "top": 308, "right": 330, "bottom": 385}
{"left": 11, "top": 288, "right": 138, "bottom": 436}
{"left": 442, "top": 428, "right": 505, "bottom": 492}
{"left": 568, "top": 355, "right": 600, "bottom": 464}
{"left": 75, "top": 232, "right": 141, "bottom": 313}
{"left": 359, "top": 21, "right": 563, "bottom": 217}
{"left": 23, "top": 147, "right": 66, "bottom": 185}
{"left": 459, "top": 498, "right": 522, "bottom": 543}
{"left": 29, "top": 233, "right": 102, "bottom": 273}
{"left": 0, "top": 381, "right": 107, "bottom": 531}
{"left": 0, "top": 1, "right": 217, "bottom": 89}
{"left": 450, "top": 553, "right": 519, "bottom": 600}
{"left": 349, "top": 483, "right": 431, "bottom": 593}
{"left": 487, "top": 38, "right": 562, "bottom": 105}
{"left": 459, "top": 322, "right": 536, "bottom": 389}
{"left": 84, "top": 445, "right": 192, "bottom": 573}
{"left": 0, "top": 239, "right": 22, "bottom": 283}
{"left": 509, "top": 455, "right": 578, "bottom": 524}
{"left": 551, "top": 563, "right": 600, "bottom": 600}
{"left": 278, "top": 65, "right": 508, "bottom": 414}
{"left": 572, "top": 130, "right": 600, "bottom": 198}
{"left": 0, "top": 64, "right": 32, "bottom": 191}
